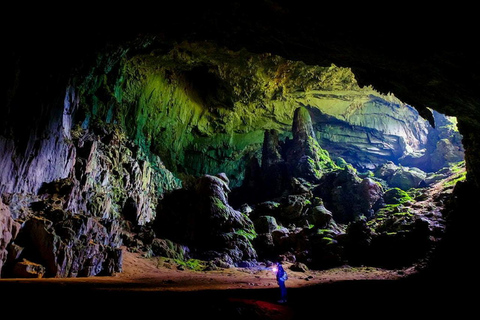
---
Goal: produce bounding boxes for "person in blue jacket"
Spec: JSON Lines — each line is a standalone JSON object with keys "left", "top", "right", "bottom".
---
{"left": 275, "top": 261, "right": 288, "bottom": 303}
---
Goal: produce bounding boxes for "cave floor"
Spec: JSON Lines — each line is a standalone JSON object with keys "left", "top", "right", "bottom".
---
{"left": 0, "top": 249, "right": 473, "bottom": 319}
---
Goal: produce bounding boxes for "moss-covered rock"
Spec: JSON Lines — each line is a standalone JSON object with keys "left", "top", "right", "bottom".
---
{"left": 374, "top": 162, "right": 426, "bottom": 190}
{"left": 150, "top": 238, "right": 190, "bottom": 261}
{"left": 154, "top": 173, "right": 257, "bottom": 265}
{"left": 313, "top": 167, "right": 384, "bottom": 223}
{"left": 383, "top": 188, "right": 413, "bottom": 205}
{"left": 285, "top": 107, "right": 338, "bottom": 182}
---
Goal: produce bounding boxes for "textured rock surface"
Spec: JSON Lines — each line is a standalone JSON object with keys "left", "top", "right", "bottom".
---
{"left": 61, "top": 41, "right": 459, "bottom": 188}
{"left": 0, "top": 90, "right": 181, "bottom": 277}
{"left": 154, "top": 173, "right": 257, "bottom": 266}
{"left": 13, "top": 213, "right": 122, "bottom": 277}
{"left": 285, "top": 107, "right": 337, "bottom": 182}
{"left": 313, "top": 167, "right": 384, "bottom": 223}
{"left": 0, "top": 198, "right": 20, "bottom": 276}
{"left": 233, "top": 106, "right": 337, "bottom": 204}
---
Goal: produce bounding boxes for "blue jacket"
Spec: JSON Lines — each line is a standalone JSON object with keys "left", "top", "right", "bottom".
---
{"left": 276, "top": 264, "right": 288, "bottom": 282}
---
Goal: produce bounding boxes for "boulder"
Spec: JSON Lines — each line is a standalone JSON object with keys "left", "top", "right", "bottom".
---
{"left": 254, "top": 216, "right": 280, "bottom": 234}
{"left": 309, "top": 203, "right": 333, "bottom": 228}
{"left": 151, "top": 238, "right": 190, "bottom": 260}
{"left": 389, "top": 168, "right": 426, "bottom": 190}
{"left": 290, "top": 261, "right": 309, "bottom": 272}
{"left": 383, "top": 188, "right": 412, "bottom": 205}
{"left": 280, "top": 195, "right": 309, "bottom": 221}
{"left": 12, "top": 259, "right": 45, "bottom": 278}
{"left": 271, "top": 228, "right": 291, "bottom": 250}
{"left": 313, "top": 167, "right": 384, "bottom": 223}
{"left": 155, "top": 173, "right": 258, "bottom": 265}
{"left": 375, "top": 162, "right": 426, "bottom": 190}
{"left": 14, "top": 213, "right": 123, "bottom": 277}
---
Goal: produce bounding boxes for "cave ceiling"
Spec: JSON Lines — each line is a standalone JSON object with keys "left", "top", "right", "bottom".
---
{"left": 5, "top": 1, "right": 479, "bottom": 130}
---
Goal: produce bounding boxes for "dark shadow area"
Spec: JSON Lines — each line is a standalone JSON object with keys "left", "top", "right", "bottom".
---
{"left": 1, "top": 275, "right": 473, "bottom": 319}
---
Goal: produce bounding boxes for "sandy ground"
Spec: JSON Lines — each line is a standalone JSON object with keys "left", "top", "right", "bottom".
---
{"left": 116, "top": 248, "right": 406, "bottom": 291}
{"left": 0, "top": 247, "right": 405, "bottom": 290}
{"left": 0, "top": 248, "right": 473, "bottom": 319}
{"left": 123, "top": 251, "right": 405, "bottom": 290}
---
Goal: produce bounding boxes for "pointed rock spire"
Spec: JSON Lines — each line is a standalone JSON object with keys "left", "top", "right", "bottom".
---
{"left": 286, "top": 107, "right": 337, "bottom": 182}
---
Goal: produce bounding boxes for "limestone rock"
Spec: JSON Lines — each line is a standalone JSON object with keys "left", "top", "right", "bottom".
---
{"left": 14, "top": 213, "right": 122, "bottom": 277}
{"left": 12, "top": 259, "right": 45, "bottom": 278}
{"left": 375, "top": 162, "right": 426, "bottom": 190}
{"left": 253, "top": 216, "right": 280, "bottom": 234}
{"left": 234, "top": 107, "right": 336, "bottom": 204}
{"left": 0, "top": 198, "right": 21, "bottom": 277}
{"left": 151, "top": 238, "right": 190, "bottom": 260}
{"left": 313, "top": 167, "right": 384, "bottom": 223}
{"left": 309, "top": 203, "right": 333, "bottom": 228}
{"left": 290, "top": 262, "right": 309, "bottom": 272}
{"left": 285, "top": 107, "right": 337, "bottom": 182}
{"left": 155, "top": 173, "right": 257, "bottom": 265}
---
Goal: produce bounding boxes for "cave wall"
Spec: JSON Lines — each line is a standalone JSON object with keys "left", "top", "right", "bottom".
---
{"left": 71, "top": 40, "right": 459, "bottom": 187}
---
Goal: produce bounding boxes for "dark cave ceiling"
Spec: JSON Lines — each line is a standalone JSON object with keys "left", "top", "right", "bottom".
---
{"left": 6, "top": 2, "right": 479, "bottom": 184}
{"left": 6, "top": 1, "right": 478, "bottom": 122}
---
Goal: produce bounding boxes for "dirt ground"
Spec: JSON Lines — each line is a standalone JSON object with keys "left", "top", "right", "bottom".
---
{"left": 0, "top": 247, "right": 406, "bottom": 293}
{"left": 1, "top": 248, "right": 472, "bottom": 319}
{"left": 116, "top": 248, "right": 407, "bottom": 290}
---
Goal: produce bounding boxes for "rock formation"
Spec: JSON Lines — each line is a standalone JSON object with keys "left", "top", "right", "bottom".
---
{"left": 0, "top": 198, "right": 20, "bottom": 276}
{"left": 1, "top": 13, "right": 473, "bottom": 279}
{"left": 313, "top": 167, "right": 384, "bottom": 223}
{"left": 285, "top": 107, "right": 337, "bottom": 182}
{"left": 234, "top": 106, "right": 338, "bottom": 204}
{"left": 154, "top": 173, "right": 257, "bottom": 266}
{"left": 32, "top": 41, "right": 459, "bottom": 189}
{"left": 0, "top": 119, "right": 180, "bottom": 277}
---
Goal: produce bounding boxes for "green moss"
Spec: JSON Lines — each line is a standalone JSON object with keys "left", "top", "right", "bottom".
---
{"left": 321, "top": 237, "right": 336, "bottom": 245}
{"left": 443, "top": 161, "right": 467, "bottom": 188}
{"left": 234, "top": 228, "right": 257, "bottom": 240}
{"left": 157, "top": 257, "right": 208, "bottom": 271}
{"left": 317, "top": 229, "right": 336, "bottom": 237}
{"left": 445, "top": 173, "right": 467, "bottom": 188}
{"left": 128, "top": 43, "right": 363, "bottom": 182}
{"left": 383, "top": 188, "right": 413, "bottom": 205}
{"left": 212, "top": 197, "right": 227, "bottom": 211}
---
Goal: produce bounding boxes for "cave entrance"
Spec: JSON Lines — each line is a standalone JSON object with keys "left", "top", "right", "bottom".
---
{"left": 112, "top": 42, "right": 466, "bottom": 273}
{"left": 228, "top": 101, "right": 465, "bottom": 271}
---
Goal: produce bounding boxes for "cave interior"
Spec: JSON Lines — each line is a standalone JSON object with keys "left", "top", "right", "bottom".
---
{"left": 1, "top": 1, "right": 479, "bottom": 317}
